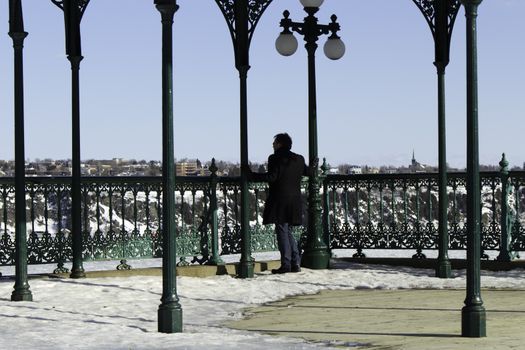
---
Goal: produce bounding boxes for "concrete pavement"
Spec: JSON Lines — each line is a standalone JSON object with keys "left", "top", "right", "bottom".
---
{"left": 39, "top": 258, "right": 525, "bottom": 349}
{"left": 226, "top": 288, "right": 525, "bottom": 349}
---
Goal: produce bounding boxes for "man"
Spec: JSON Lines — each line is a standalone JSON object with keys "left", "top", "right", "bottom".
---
{"left": 250, "top": 133, "right": 307, "bottom": 274}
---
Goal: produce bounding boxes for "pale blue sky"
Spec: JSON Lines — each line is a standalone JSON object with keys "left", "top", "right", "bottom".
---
{"left": 0, "top": 0, "right": 523, "bottom": 168}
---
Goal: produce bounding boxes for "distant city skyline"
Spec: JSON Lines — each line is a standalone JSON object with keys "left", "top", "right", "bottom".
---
{"left": 1, "top": 0, "right": 524, "bottom": 168}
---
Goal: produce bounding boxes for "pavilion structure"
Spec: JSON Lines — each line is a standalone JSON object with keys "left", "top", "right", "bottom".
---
{"left": 6, "top": 0, "right": 486, "bottom": 337}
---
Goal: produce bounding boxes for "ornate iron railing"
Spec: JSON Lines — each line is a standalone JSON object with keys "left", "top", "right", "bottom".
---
{"left": 509, "top": 172, "right": 525, "bottom": 252}
{"left": 1, "top": 167, "right": 524, "bottom": 272}
{"left": 323, "top": 169, "right": 525, "bottom": 259}
{"left": 0, "top": 176, "right": 215, "bottom": 270}
{"left": 0, "top": 173, "right": 297, "bottom": 271}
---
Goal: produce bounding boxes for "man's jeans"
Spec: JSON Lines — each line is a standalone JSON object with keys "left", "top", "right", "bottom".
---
{"left": 275, "top": 223, "right": 300, "bottom": 269}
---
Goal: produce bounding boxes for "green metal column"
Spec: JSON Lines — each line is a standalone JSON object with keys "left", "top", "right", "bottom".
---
{"left": 321, "top": 158, "right": 330, "bottom": 253}
{"left": 238, "top": 63, "right": 254, "bottom": 278}
{"left": 413, "top": 0, "right": 461, "bottom": 278}
{"left": 215, "top": 0, "right": 273, "bottom": 278}
{"left": 236, "top": 0, "right": 252, "bottom": 278}
{"left": 207, "top": 159, "right": 224, "bottom": 265}
{"left": 460, "top": 0, "right": 486, "bottom": 338}
{"left": 155, "top": 0, "right": 183, "bottom": 333}
{"left": 435, "top": 61, "right": 451, "bottom": 278}
{"left": 435, "top": 1, "right": 453, "bottom": 278}
{"left": 301, "top": 9, "right": 329, "bottom": 269}
{"left": 233, "top": 0, "right": 254, "bottom": 279}
{"left": 9, "top": 0, "right": 32, "bottom": 302}
{"left": 497, "top": 153, "right": 513, "bottom": 262}
{"left": 68, "top": 53, "right": 85, "bottom": 279}
{"left": 52, "top": 0, "right": 89, "bottom": 279}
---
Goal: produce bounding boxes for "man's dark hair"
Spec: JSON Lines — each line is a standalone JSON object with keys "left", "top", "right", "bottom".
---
{"left": 274, "top": 133, "right": 292, "bottom": 151}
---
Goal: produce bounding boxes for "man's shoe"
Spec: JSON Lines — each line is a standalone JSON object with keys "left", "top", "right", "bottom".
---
{"left": 271, "top": 267, "right": 291, "bottom": 274}
{"left": 291, "top": 265, "right": 301, "bottom": 273}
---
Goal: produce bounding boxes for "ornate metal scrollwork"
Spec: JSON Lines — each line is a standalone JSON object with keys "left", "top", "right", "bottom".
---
{"left": 414, "top": 0, "right": 437, "bottom": 23}
{"left": 51, "top": 0, "right": 90, "bottom": 19}
{"left": 215, "top": 0, "right": 273, "bottom": 49}
{"left": 412, "top": 0, "right": 460, "bottom": 38}
{"left": 50, "top": 0, "right": 64, "bottom": 9}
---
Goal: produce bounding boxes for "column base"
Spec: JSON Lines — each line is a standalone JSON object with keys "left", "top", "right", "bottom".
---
{"left": 301, "top": 248, "right": 330, "bottom": 269}
{"left": 11, "top": 288, "right": 33, "bottom": 302}
{"left": 435, "top": 259, "right": 451, "bottom": 278}
{"left": 237, "top": 260, "right": 254, "bottom": 278}
{"left": 461, "top": 305, "right": 486, "bottom": 337}
{"left": 70, "top": 267, "right": 86, "bottom": 279}
{"left": 158, "top": 303, "right": 183, "bottom": 333}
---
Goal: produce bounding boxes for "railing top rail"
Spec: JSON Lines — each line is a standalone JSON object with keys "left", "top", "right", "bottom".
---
{"left": 0, "top": 175, "right": 211, "bottom": 186}
{"left": 509, "top": 170, "right": 525, "bottom": 177}
{"left": 1, "top": 170, "right": 523, "bottom": 187}
{"left": 325, "top": 171, "right": 505, "bottom": 183}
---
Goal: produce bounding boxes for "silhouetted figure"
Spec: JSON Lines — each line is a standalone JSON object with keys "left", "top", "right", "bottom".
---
{"left": 249, "top": 133, "right": 307, "bottom": 274}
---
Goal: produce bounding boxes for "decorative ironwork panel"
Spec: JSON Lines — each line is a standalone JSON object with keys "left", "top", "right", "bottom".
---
{"left": 412, "top": 0, "right": 461, "bottom": 36}
{"left": 480, "top": 174, "right": 502, "bottom": 255}
{"left": 51, "top": 0, "right": 90, "bottom": 19}
{"left": 0, "top": 176, "right": 215, "bottom": 271}
{"left": 325, "top": 171, "right": 507, "bottom": 258}
{"left": 509, "top": 172, "right": 525, "bottom": 252}
{"left": 215, "top": 0, "right": 273, "bottom": 48}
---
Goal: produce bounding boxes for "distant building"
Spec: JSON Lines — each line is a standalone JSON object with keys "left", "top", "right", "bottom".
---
{"left": 348, "top": 165, "right": 362, "bottom": 174}
{"left": 176, "top": 160, "right": 200, "bottom": 176}
{"left": 379, "top": 165, "right": 397, "bottom": 174}
{"left": 409, "top": 151, "right": 426, "bottom": 173}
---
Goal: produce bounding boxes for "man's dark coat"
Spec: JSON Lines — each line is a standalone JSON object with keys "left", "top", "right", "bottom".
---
{"left": 253, "top": 148, "right": 307, "bottom": 225}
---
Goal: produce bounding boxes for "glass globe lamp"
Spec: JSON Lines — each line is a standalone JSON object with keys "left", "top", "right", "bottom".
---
{"left": 275, "top": 32, "right": 298, "bottom": 56}
{"left": 300, "top": 0, "right": 324, "bottom": 8}
{"left": 324, "top": 37, "right": 345, "bottom": 60}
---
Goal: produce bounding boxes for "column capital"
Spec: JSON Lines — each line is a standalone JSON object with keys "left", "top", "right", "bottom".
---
{"left": 155, "top": 0, "right": 179, "bottom": 18}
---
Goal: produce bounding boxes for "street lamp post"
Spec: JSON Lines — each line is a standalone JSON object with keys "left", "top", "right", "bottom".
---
{"left": 413, "top": 0, "right": 461, "bottom": 279}
{"left": 216, "top": 0, "right": 273, "bottom": 278}
{"left": 9, "top": 0, "right": 33, "bottom": 302}
{"left": 51, "top": 0, "right": 90, "bottom": 279}
{"left": 460, "top": 0, "right": 486, "bottom": 337}
{"left": 275, "top": 0, "right": 345, "bottom": 269}
{"left": 154, "top": 0, "right": 183, "bottom": 333}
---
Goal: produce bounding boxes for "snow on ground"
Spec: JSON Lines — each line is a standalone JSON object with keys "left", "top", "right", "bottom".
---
{"left": 1, "top": 253, "right": 525, "bottom": 349}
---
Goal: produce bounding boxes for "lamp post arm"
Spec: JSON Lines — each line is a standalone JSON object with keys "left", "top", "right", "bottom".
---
{"left": 282, "top": 12, "right": 341, "bottom": 45}
{"left": 286, "top": 22, "right": 331, "bottom": 37}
